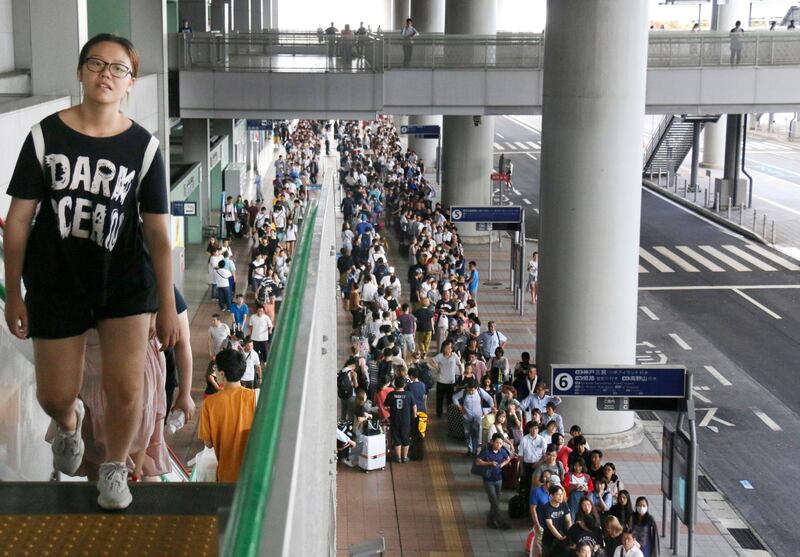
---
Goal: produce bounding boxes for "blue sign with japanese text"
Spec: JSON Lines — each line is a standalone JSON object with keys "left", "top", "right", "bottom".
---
{"left": 399, "top": 124, "right": 440, "bottom": 137}
{"left": 171, "top": 201, "right": 197, "bottom": 217}
{"left": 551, "top": 365, "right": 687, "bottom": 398}
{"left": 450, "top": 206, "right": 522, "bottom": 223}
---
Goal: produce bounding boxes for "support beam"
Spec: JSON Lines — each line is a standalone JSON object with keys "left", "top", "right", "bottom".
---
{"left": 536, "top": 0, "right": 648, "bottom": 440}
{"left": 393, "top": 0, "right": 409, "bottom": 30}
{"left": 182, "top": 119, "right": 212, "bottom": 228}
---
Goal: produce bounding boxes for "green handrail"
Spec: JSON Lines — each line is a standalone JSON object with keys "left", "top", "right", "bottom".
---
{"left": 220, "top": 200, "right": 319, "bottom": 557}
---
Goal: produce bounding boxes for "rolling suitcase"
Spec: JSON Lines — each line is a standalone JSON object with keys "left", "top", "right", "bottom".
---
{"left": 502, "top": 456, "right": 520, "bottom": 490}
{"left": 446, "top": 403, "right": 465, "bottom": 441}
{"left": 358, "top": 433, "right": 386, "bottom": 472}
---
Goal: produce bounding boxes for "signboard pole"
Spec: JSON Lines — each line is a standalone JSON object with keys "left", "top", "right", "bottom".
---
{"left": 488, "top": 230, "right": 494, "bottom": 280}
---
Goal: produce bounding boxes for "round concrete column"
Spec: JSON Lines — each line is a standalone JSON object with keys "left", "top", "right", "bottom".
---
{"left": 536, "top": 0, "right": 648, "bottom": 442}
{"left": 702, "top": 0, "right": 749, "bottom": 168}
{"left": 441, "top": 0, "right": 496, "bottom": 241}
{"left": 408, "top": 0, "right": 445, "bottom": 171}
{"left": 393, "top": 0, "right": 410, "bottom": 30}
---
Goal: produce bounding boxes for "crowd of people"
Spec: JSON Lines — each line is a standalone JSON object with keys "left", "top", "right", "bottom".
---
{"left": 333, "top": 117, "right": 659, "bottom": 557}
{"left": 200, "top": 119, "right": 318, "bottom": 482}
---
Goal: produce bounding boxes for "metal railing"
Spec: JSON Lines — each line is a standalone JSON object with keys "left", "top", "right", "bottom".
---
{"left": 176, "top": 31, "right": 800, "bottom": 73}
{"left": 643, "top": 115, "right": 675, "bottom": 168}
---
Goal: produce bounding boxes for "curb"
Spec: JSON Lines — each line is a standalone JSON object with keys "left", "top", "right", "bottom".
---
{"left": 642, "top": 180, "right": 767, "bottom": 245}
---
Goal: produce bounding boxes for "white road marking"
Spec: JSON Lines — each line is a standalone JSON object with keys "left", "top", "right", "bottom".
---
{"left": 526, "top": 153, "right": 538, "bottom": 161}
{"left": 654, "top": 246, "right": 701, "bottom": 272}
{"left": 523, "top": 198, "right": 532, "bottom": 205}
{"left": 723, "top": 245, "right": 777, "bottom": 271}
{"left": 640, "top": 284, "right": 800, "bottom": 291}
{"left": 496, "top": 132, "right": 505, "bottom": 139}
{"left": 732, "top": 288, "right": 782, "bottom": 319}
{"left": 639, "top": 247, "right": 674, "bottom": 272}
{"left": 639, "top": 265, "right": 649, "bottom": 273}
{"left": 753, "top": 194, "right": 800, "bottom": 217}
{"left": 698, "top": 407, "right": 735, "bottom": 428}
{"left": 493, "top": 142, "right": 503, "bottom": 150}
{"left": 692, "top": 388, "right": 712, "bottom": 403}
{"left": 503, "top": 115, "right": 541, "bottom": 134}
{"left": 744, "top": 244, "right": 800, "bottom": 271}
{"left": 762, "top": 141, "right": 791, "bottom": 150}
{"left": 514, "top": 141, "right": 528, "bottom": 150}
{"left": 777, "top": 246, "right": 800, "bottom": 262}
{"left": 512, "top": 187, "right": 522, "bottom": 195}
{"left": 639, "top": 306, "right": 659, "bottom": 320}
{"left": 505, "top": 142, "right": 518, "bottom": 150}
{"left": 669, "top": 333, "right": 692, "bottom": 350}
{"left": 751, "top": 408, "right": 783, "bottom": 431}
{"left": 533, "top": 208, "right": 540, "bottom": 214}
{"left": 526, "top": 141, "right": 540, "bottom": 149}
{"left": 704, "top": 365, "right": 732, "bottom": 387}
{"left": 675, "top": 246, "right": 726, "bottom": 272}
{"left": 698, "top": 245, "right": 751, "bottom": 271}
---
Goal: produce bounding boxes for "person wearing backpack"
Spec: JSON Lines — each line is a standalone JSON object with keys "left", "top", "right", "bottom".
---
{"left": 337, "top": 364, "right": 357, "bottom": 421}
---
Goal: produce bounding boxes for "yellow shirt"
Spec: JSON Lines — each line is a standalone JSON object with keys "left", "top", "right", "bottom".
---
{"left": 199, "top": 386, "right": 257, "bottom": 482}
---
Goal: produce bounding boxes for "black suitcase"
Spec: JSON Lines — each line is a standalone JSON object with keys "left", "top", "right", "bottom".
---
{"left": 409, "top": 431, "right": 426, "bottom": 461}
{"left": 508, "top": 493, "right": 527, "bottom": 519}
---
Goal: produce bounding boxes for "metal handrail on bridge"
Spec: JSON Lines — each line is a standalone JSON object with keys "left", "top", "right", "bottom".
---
{"left": 176, "top": 30, "right": 800, "bottom": 73}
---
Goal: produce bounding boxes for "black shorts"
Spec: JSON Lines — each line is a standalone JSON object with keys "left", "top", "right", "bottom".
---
{"left": 25, "top": 287, "right": 158, "bottom": 340}
{"left": 391, "top": 422, "right": 411, "bottom": 447}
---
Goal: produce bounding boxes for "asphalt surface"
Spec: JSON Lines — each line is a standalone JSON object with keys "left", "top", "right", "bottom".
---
{"left": 496, "top": 115, "right": 800, "bottom": 556}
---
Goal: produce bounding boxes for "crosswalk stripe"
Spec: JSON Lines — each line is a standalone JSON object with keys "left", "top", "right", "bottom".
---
{"left": 493, "top": 142, "right": 503, "bottom": 150}
{"left": 675, "top": 246, "right": 726, "bottom": 272}
{"left": 744, "top": 244, "right": 800, "bottom": 271}
{"left": 514, "top": 142, "right": 528, "bottom": 149}
{"left": 526, "top": 141, "right": 540, "bottom": 149}
{"left": 653, "top": 246, "right": 701, "bottom": 272}
{"left": 722, "top": 245, "right": 777, "bottom": 271}
{"left": 639, "top": 265, "right": 649, "bottom": 273}
{"left": 505, "top": 143, "right": 518, "bottom": 150}
{"left": 762, "top": 141, "right": 790, "bottom": 151}
{"left": 639, "top": 247, "right": 674, "bottom": 272}
{"left": 698, "top": 245, "right": 751, "bottom": 271}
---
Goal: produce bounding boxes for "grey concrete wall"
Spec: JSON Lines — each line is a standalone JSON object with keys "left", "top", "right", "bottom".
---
{"left": 11, "top": 0, "right": 31, "bottom": 70}
{"left": 0, "top": 0, "right": 14, "bottom": 72}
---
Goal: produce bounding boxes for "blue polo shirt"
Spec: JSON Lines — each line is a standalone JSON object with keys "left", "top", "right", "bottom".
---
{"left": 230, "top": 302, "right": 249, "bottom": 325}
{"left": 530, "top": 485, "right": 551, "bottom": 525}
{"left": 477, "top": 446, "right": 510, "bottom": 483}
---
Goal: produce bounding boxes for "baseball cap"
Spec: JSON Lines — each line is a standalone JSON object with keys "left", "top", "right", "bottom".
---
{"left": 548, "top": 475, "right": 562, "bottom": 486}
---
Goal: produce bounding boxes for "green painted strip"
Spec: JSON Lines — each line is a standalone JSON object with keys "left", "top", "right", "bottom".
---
{"left": 221, "top": 201, "right": 319, "bottom": 557}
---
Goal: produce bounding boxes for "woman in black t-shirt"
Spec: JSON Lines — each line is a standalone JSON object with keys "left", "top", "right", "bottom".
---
{"left": 4, "top": 34, "right": 179, "bottom": 511}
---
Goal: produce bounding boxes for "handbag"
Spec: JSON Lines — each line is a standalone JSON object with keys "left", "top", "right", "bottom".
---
{"left": 470, "top": 458, "right": 488, "bottom": 478}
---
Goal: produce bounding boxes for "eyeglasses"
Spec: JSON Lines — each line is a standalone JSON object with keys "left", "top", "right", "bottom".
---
{"left": 84, "top": 57, "right": 132, "bottom": 79}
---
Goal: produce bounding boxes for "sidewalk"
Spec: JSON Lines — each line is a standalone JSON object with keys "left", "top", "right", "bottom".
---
{"left": 335, "top": 203, "right": 755, "bottom": 556}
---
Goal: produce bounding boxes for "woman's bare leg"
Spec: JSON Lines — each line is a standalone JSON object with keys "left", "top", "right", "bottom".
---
{"left": 33, "top": 335, "right": 87, "bottom": 430}
{"left": 97, "top": 313, "right": 150, "bottom": 462}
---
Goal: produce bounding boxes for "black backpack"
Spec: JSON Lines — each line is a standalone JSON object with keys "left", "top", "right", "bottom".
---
{"left": 414, "top": 362, "right": 435, "bottom": 390}
{"left": 508, "top": 494, "right": 527, "bottom": 519}
{"left": 337, "top": 368, "right": 353, "bottom": 399}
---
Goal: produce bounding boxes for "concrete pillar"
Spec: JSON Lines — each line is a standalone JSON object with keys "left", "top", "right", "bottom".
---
{"left": 269, "top": 0, "right": 279, "bottom": 29}
{"left": 441, "top": 0, "right": 496, "bottom": 241}
{"left": 214, "top": 119, "right": 236, "bottom": 165}
{"left": 180, "top": 0, "right": 208, "bottom": 32}
{"left": 183, "top": 119, "right": 212, "bottom": 228}
{"left": 393, "top": 0, "right": 409, "bottom": 30}
{"left": 130, "top": 0, "right": 171, "bottom": 172}
{"left": 233, "top": 0, "right": 251, "bottom": 32}
{"left": 29, "top": 0, "right": 87, "bottom": 102}
{"left": 251, "top": 0, "right": 263, "bottom": 31}
{"left": 210, "top": 1, "right": 228, "bottom": 32}
{"left": 536, "top": 0, "right": 649, "bottom": 440}
{"left": 702, "top": 0, "right": 749, "bottom": 168}
{"left": 408, "top": 0, "right": 445, "bottom": 171}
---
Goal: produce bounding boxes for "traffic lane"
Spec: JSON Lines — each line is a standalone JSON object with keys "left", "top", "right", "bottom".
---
{"left": 637, "top": 289, "right": 800, "bottom": 557}
{"left": 646, "top": 287, "right": 800, "bottom": 416}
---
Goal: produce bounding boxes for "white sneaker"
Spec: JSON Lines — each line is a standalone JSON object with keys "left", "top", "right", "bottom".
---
{"left": 51, "top": 398, "right": 85, "bottom": 476}
{"left": 97, "top": 462, "right": 133, "bottom": 510}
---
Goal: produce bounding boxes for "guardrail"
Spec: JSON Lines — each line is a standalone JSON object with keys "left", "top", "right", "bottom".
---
{"left": 176, "top": 31, "right": 800, "bottom": 73}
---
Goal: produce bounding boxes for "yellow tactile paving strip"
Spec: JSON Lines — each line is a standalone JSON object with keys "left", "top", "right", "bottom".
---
{"left": 0, "top": 515, "right": 218, "bottom": 557}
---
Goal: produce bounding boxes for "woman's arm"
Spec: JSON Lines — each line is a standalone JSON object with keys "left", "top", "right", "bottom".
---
{"left": 3, "top": 198, "right": 38, "bottom": 338}
{"left": 171, "top": 310, "right": 196, "bottom": 418}
{"left": 142, "top": 213, "right": 179, "bottom": 349}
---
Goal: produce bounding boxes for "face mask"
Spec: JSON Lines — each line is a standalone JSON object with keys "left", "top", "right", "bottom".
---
{"left": 636, "top": 506, "right": 648, "bottom": 515}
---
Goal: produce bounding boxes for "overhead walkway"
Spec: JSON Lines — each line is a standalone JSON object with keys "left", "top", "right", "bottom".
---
{"left": 175, "top": 31, "right": 800, "bottom": 118}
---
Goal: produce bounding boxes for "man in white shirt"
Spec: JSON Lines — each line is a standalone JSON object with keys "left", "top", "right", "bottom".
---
{"left": 429, "top": 341, "right": 463, "bottom": 417}
{"left": 519, "top": 421, "right": 548, "bottom": 498}
{"left": 240, "top": 338, "right": 262, "bottom": 389}
{"left": 249, "top": 305, "right": 273, "bottom": 363}
{"left": 213, "top": 260, "right": 233, "bottom": 312}
{"left": 401, "top": 18, "right": 419, "bottom": 67}
{"left": 478, "top": 321, "right": 508, "bottom": 360}
{"left": 520, "top": 383, "right": 562, "bottom": 415}
{"left": 208, "top": 314, "right": 231, "bottom": 359}
{"left": 224, "top": 196, "right": 237, "bottom": 239}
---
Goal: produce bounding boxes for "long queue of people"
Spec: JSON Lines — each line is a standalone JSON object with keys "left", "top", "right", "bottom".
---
{"left": 334, "top": 117, "right": 659, "bottom": 557}
{"left": 198, "top": 120, "right": 316, "bottom": 482}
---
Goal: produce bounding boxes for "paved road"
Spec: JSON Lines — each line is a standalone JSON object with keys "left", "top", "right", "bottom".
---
{"left": 496, "top": 116, "right": 800, "bottom": 556}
